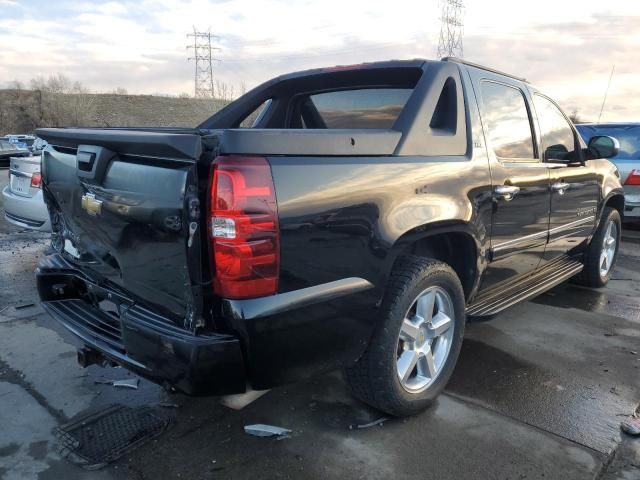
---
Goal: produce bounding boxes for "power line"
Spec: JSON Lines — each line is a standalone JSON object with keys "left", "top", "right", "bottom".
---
{"left": 187, "top": 27, "right": 220, "bottom": 98}
{"left": 437, "top": 0, "right": 464, "bottom": 58}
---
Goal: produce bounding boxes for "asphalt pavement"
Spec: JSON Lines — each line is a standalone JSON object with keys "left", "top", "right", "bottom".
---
{"left": 0, "top": 170, "right": 638, "bottom": 480}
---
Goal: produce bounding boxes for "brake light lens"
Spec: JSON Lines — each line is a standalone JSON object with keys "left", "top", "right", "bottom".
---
{"left": 30, "top": 172, "right": 42, "bottom": 188}
{"left": 625, "top": 169, "right": 640, "bottom": 186}
{"left": 210, "top": 156, "right": 279, "bottom": 299}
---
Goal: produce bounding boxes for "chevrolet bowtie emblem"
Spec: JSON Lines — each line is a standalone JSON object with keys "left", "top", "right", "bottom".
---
{"left": 81, "top": 193, "right": 102, "bottom": 216}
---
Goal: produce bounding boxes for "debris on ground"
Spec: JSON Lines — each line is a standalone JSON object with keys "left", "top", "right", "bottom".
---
{"left": 94, "top": 379, "right": 114, "bottom": 385}
{"left": 14, "top": 302, "right": 35, "bottom": 310}
{"left": 220, "top": 389, "right": 270, "bottom": 410}
{"left": 620, "top": 417, "right": 640, "bottom": 437}
{"left": 244, "top": 424, "right": 292, "bottom": 438}
{"left": 56, "top": 405, "right": 171, "bottom": 469}
{"left": 349, "top": 417, "right": 390, "bottom": 430}
{"left": 112, "top": 378, "right": 139, "bottom": 390}
{"left": 158, "top": 402, "right": 180, "bottom": 409}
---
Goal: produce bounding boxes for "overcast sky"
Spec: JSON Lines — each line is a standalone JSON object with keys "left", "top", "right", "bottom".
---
{"left": 1, "top": 0, "right": 639, "bottom": 121}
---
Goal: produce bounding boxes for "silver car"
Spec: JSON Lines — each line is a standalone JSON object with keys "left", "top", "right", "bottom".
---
{"left": 577, "top": 123, "right": 640, "bottom": 220}
{"left": 2, "top": 155, "right": 51, "bottom": 231}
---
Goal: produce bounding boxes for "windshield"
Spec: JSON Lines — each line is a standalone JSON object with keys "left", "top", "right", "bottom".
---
{"left": 577, "top": 125, "right": 640, "bottom": 160}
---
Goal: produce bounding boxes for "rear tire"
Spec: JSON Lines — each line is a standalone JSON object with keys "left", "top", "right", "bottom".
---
{"left": 575, "top": 207, "right": 621, "bottom": 288}
{"left": 344, "top": 256, "right": 465, "bottom": 417}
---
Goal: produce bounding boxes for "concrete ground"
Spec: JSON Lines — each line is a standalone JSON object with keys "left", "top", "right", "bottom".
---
{"left": 0, "top": 170, "right": 638, "bottom": 480}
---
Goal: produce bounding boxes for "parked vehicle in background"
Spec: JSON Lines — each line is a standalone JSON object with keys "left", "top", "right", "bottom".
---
{"left": 0, "top": 140, "right": 30, "bottom": 167}
{"left": 576, "top": 123, "right": 639, "bottom": 220}
{"left": 5, "top": 134, "right": 34, "bottom": 152}
{"left": 2, "top": 155, "right": 51, "bottom": 231}
{"left": 36, "top": 58, "right": 624, "bottom": 416}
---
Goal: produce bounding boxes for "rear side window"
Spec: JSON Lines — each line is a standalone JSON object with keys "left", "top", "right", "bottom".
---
{"left": 480, "top": 81, "right": 535, "bottom": 160}
{"left": 238, "top": 99, "right": 272, "bottom": 128}
{"left": 303, "top": 88, "right": 412, "bottom": 129}
{"left": 534, "top": 95, "right": 577, "bottom": 161}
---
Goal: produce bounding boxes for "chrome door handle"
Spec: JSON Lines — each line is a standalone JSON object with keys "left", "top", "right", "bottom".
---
{"left": 552, "top": 182, "right": 571, "bottom": 195}
{"left": 494, "top": 185, "right": 521, "bottom": 201}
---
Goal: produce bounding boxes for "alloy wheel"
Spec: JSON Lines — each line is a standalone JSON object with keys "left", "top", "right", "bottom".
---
{"left": 599, "top": 219, "right": 617, "bottom": 277}
{"left": 396, "top": 286, "right": 455, "bottom": 393}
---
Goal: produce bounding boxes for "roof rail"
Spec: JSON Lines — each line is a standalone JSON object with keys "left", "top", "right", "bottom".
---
{"left": 442, "top": 57, "right": 528, "bottom": 83}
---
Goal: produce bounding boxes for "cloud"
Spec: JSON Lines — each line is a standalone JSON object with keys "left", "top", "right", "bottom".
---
{"left": 465, "top": 13, "right": 640, "bottom": 121}
{"left": 0, "top": 0, "right": 638, "bottom": 121}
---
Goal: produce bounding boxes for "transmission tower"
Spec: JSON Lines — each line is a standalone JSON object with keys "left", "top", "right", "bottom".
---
{"left": 437, "top": 0, "right": 464, "bottom": 58}
{"left": 187, "top": 27, "right": 220, "bottom": 98}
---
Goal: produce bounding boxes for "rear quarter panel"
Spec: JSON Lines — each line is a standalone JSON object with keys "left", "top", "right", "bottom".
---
{"left": 270, "top": 155, "right": 492, "bottom": 295}
{"left": 229, "top": 154, "right": 492, "bottom": 388}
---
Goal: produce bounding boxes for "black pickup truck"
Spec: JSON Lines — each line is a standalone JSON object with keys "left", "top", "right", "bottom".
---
{"left": 36, "top": 58, "right": 625, "bottom": 416}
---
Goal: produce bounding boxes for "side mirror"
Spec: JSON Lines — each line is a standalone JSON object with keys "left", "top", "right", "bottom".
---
{"left": 588, "top": 135, "right": 619, "bottom": 159}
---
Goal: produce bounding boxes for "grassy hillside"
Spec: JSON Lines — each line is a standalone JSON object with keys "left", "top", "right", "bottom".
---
{"left": 0, "top": 89, "right": 230, "bottom": 134}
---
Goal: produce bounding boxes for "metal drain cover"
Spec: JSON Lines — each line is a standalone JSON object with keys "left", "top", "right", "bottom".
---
{"left": 55, "top": 404, "right": 171, "bottom": 470}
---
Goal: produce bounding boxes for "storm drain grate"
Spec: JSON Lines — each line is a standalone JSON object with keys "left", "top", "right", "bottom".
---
{"left": 55, "top": 404, "right": 171, "bottom": 470}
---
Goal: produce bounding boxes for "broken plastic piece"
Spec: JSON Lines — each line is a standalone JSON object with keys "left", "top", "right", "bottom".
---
{"left": 94, "top": 379, "right": 113, "bottom": 385}
{"left": 158, "top": 402, "right": 180, "bottom": 409}
{"left": 112, "top": 378, "right": 139, "bottom": 389}
{"left": 244, "top": 424, "right": 291, "bottom": 437}
{"left": 620, "top": 418, "right": 640, "bottom": 437}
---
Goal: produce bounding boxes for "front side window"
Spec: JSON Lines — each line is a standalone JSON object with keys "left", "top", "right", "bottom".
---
{"left": 303, "top": 88, "right": 413, "bottom": 129}
{"left": 480, "top": 81, "right": 535, "bottom": 160}
{"left": 534, "top": 95, "right": 577, "bottom": 161}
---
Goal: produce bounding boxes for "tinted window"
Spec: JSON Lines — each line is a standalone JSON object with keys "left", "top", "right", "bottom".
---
{"left": 238, "top": 99, "right": 272, "bottom": 128}
{"left": 534, "top": 95, "right": 576, "bottom": 161}
{"left": 577, "top": 125, "right": 640, "bottom": 160}
{"left": 306, "top": 88, "right": 412, "bottom": 129}
{"left": 480, "top": 82, "right": 534, "bottom": 159}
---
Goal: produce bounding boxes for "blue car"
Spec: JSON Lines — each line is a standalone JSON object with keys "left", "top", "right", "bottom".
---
{"left": 576, "top": 123, "right": 640, "bottom": 220}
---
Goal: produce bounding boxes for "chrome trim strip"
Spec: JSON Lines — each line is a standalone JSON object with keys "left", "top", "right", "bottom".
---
{"left": 548, "top": 215, "right": 596, "bottom": 236}
{"left": 491, "top": 215, "right": 596, "bottom": 256}
{"left": 491, "top": 229, "right": 548, "bottom": 254}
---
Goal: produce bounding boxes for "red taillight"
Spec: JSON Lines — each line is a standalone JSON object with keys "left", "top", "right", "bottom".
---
{"left": 209, "top": 156, "right": 279, "bottom": 299}
{"left": 30, "top": 172, "right": 42, "bottom": 188}
{"left": 625, "top": 169, "right": 640, "bottom": 186}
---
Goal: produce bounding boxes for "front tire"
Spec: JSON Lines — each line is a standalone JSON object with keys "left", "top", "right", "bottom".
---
{"left": 344, "top": 256, "right": 466, "bottom": 417}
{"left": 576, "top": 207, "right": 621, "bottom": 288}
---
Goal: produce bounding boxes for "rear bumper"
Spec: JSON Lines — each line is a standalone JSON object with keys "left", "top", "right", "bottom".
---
{"left": 624, "top": 193, "right": 640, "bottom": 218}
{"left": 37, "top": 254, "right": 378, "bottom": 394}
{"left": 2, "top": 185, "right": 51, "bottom": 231}
{"left": 36, "top": 254, "right": 246, "bottom": 395}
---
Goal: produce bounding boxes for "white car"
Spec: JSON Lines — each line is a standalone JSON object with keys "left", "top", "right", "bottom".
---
{"left": 2, "top": 155, "right": 51, "bottom": 231}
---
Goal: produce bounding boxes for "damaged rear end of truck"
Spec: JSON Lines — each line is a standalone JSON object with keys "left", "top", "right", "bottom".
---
{"left": 36, "top": 128, "right": 248, "bottom": 394}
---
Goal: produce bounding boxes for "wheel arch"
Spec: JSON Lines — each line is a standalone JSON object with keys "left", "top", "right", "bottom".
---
{"left": 383, "top": 221, "right": 484, "bottom": 302}
{"left": 603, "top": 191, "right": 625, "bottom": 219}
